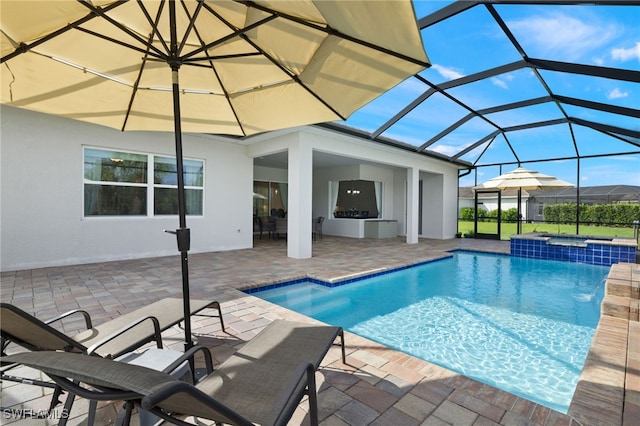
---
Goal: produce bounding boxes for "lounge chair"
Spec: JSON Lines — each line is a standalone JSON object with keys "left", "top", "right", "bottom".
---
{"left": 1, "top": 298, "right": 224, "bottom": 358}
{"left": 1, "top": 320, "right": 346, "bottom": 426}
{"left": 1, "top": 298, "right": 224, "bottom": 421}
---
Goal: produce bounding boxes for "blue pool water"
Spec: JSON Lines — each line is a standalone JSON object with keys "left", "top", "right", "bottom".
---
{"left": 250, "top": 251, "right": 609, "bottom": 413}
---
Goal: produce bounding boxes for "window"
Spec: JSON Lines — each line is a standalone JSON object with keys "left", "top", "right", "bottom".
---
{"left": 84, "top": 147, "right": 204, "bottom": 217}
{"left": 253, "top": 181, "right": 287, "bottom": 217}
{"left": 154, "top": 156, "right": 204, "bottom": 215}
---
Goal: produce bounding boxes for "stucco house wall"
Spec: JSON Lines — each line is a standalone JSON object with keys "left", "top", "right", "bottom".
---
{"left": 1, "top": 106, "right": 253, "bottom": 271}
{"left": 2, "top": 106, "right": 463, "bottom": 271}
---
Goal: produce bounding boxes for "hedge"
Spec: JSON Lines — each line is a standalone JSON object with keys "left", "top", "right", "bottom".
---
{"left": 459, "top": 207, "right": 518, "bottom": 221}
{"left": 543, "top": 203, "right": 640, "bottom": 226}
{"left": 460, "top": 203, "right": 640, "bottom": 226}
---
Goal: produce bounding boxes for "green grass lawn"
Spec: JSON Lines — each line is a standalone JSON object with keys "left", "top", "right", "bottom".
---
{"left": 458, "top": 220, "right": 636, "bottom": 240}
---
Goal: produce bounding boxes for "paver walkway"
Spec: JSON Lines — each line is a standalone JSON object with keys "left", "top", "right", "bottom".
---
{"left": 1, "top": 236, "right": 634, "bottom": 425}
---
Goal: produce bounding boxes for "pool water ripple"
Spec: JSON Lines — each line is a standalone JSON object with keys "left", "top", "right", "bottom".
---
{"left": 252, "top": 251, "right": 608, "bottom": 413}
{"left": 351, "top": 296, "right": 594, "bottom": 412}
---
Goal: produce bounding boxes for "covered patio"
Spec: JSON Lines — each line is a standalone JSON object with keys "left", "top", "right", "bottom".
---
{"left": 2, "top": 236, "right": 637, "bottom": 425}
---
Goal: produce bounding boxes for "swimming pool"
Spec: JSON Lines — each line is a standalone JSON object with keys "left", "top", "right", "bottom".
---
{"left": 248, "top": 251, "right": 609, "bottom": 413}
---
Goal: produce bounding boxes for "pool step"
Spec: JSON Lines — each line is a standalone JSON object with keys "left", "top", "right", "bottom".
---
{"left": 270, "top": 289, "right": 352, "bottom": 316}
{"left": 303, "top": 297, "right": 352, "bottom": 317}
{"left": 261, "top": 285, "right": 332, "bottom": 308}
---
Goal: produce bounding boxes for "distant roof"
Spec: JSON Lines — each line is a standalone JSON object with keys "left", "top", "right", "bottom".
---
{"left": 460, "top": 184, "right": 640, "bottom": 200}
{"left": 529, "top": 184, "right": 640, "bottom": 200}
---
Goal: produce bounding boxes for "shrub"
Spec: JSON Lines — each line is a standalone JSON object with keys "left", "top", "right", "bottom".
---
{"left": 459, "top": 207, "right": 475, "bottom": 220}
{"left": 459, "top": 207, "right": 487, "bottom": 221}
{"left": 543, "top": 202, "right": 640, "bottom": 227}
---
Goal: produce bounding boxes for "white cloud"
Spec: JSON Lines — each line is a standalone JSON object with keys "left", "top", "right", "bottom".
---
{"left": 491, "top": 74, "right": 513, "bottom": 90}
{"left": 491, "top": 78, "right": 508, "bottom": 89}
{"left": 508, "top": 12, "right": 618, "bottom": 61}
{"left": 611, "top": 42, "right": 640, "bottom": 62}
{"left": 430, "top": 145, "right": 458, "bottom": 156}
{"left": 431, "top": 64, "right": 465, "bottom": 80}
{"left": 606, "top": 88, "right": 629, "bottom": 99}
{"left": 580, "top": 162, "right": 640, "bottom": 186}
{"left": 431, "top": 144, "right": 470, "bottom": 157}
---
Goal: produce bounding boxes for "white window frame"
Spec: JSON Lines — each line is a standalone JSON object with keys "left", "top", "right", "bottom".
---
{"left": 83, "top": 146, "right": 204, "bottom": 218}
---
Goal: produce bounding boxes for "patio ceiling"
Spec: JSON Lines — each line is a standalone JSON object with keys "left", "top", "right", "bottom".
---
{"left": 314, "top": 0, "right": 639, "bottom": 172}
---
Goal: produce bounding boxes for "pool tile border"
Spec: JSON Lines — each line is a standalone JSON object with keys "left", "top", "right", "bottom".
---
{"left": 510, "top": 234, "right": 636, "bottom": 266}
{"left": 244, "top": 250, "right": 522, "bottom": 295}
{"left": 243, "top": 254, "right": 454, "bottom": 294}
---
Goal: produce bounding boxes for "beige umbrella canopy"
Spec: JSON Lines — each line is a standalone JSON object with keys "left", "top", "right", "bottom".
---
{"left": 1, "top": 0, "right": 429, "bottom": 135}
{"left": 474, "top": 167, "right": 574, "bottom": 234}
{"left": 1, "top": 0, "right": 429, "bottom": 348}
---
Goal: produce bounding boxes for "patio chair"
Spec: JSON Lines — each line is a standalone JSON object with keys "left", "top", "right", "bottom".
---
{"left": 0, "top": 298, "right": 224, "bottom": 421}
{"left": 313, "top": 216, "right": 325, "bottom": 241}
{"left": 258, "top": 215, "right": 276, "bottom": 240}
{"left": 275, "top": 217, "right": 287, "bottom": 240}
{"left": 1, "top": 320, "right": 346, "bottom": 426}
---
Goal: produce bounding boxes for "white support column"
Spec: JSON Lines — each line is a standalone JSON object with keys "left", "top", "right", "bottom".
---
{"left": 287, "top": 138, "right": 313, "bottom": 258}
{"left": 406, "top": 167, "right": 419, "bottom": 244}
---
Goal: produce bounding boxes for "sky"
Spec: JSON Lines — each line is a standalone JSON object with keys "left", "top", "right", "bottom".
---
{"left": 342, "top": 1, "right": 640, "bottom": 188}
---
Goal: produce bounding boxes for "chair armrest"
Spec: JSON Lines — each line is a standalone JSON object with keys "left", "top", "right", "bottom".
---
{"left": 161, "top": 345, "right": 214, "bottom": 379}
{"left": 86, "top": 315, "right": 163, "bottom": 357}
{"left": 270, "top": 362, "right": 317, "bottom": 426}
{"left": 45, "top": 309, "right": 93, "bottom": 329}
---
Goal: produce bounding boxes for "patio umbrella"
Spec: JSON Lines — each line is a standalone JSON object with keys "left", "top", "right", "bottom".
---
{"left": 1, "top": 0, "right": 429, "bottom": 349}
{"left": 473, "top": 167, "right": 574, "bottom": 234}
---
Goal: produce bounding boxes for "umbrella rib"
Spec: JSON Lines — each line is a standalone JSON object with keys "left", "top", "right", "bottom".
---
{"left": 194, "top": 2, "right": 345, "bottom": 121}
{"left": 78, "top": 0, "right": 168, "bottom": 59}
{"left": 180, "top": 4, "right": 248, "bottom": 136}
{"left": 121, "top": 3, "right": 168, "bottom": 132}
{"left": 181, "top": 52, "right": 262, "bottom": 64}
{"left": 235, "top": 0, "right": 431, "bottom": 68}
{"left": 206, "top": 0, "right": 345, "bottom": 120}
{"left": 134, "top": 0, "right": 171, "bottom": 56}
{"left": 181, "top": 5, "right": 278, "bottom": 62}
{"left": 1, "top": 0, "right": 126, "bottom": 63}
{"left": 176, "top": 0, "right": 204, "bottom": 57}
{"left": 73, "top": 26, "right": 165, "bottom": 61}
{"left": 240, "top": 33, "right": 348, "bottom": 120}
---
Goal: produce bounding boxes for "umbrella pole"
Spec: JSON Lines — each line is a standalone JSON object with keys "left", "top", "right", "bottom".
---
{"left": 168, "top": 0, "right": 192, "bottom": 352}
{"left": 517, "top": 188, "right": 522, "bottom": 234}
{"left": 166, "top": 66, "right": 193, "bottom": 352}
